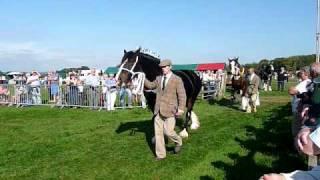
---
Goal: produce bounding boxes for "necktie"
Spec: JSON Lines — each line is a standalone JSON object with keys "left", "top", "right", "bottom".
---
{"left": 162, "top": 76, "right": 166, "bottom": 90}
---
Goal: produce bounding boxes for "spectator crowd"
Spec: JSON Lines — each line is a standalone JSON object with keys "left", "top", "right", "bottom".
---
{"left": 0, "top": 68, "right": 224, "bottom": 110}
{"left": 0, "top": 68, "right": 147, "bottom": 110}
{"left": 261, "top": 63, "right": 320, "bottom": 180}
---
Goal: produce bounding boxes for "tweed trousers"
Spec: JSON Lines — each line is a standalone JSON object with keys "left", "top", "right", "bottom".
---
{"left": 246, "top": 93, "right": 257, "bottom": 113}
{"left": 154, "top": 114, "right": 182, "bottom": 158}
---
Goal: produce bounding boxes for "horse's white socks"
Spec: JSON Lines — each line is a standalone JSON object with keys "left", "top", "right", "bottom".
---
{"left": 179, "top": 128, "right": 189, "bottom": 138}
{"left": 190, "top": 111, "right": 200, "bottom": 130}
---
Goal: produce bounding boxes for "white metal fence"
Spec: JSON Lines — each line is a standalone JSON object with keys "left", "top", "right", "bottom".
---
{"left": 0, "top": 79, "right": 224, "bottom": 109}
{"left": 200, "top": 80, "right": 222, "bottom": 99}
{"left": 0, "top": 84, "right": 146, "bottom": 110}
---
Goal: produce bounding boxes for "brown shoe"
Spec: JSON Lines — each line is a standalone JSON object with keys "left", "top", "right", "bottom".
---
{"left": 174, "top": 145, "right": 182, "bottom": 154}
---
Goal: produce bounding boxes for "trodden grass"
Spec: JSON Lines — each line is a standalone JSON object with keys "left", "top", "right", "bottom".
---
{"left": 0, "top": 91, "right": 306, "bottom": 179}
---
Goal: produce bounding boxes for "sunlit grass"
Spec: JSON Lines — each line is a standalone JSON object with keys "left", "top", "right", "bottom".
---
{"left": 0, "top": 90, "right": 306, "bottom": 179}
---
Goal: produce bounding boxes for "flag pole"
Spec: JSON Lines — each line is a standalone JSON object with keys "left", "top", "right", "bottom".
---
{"left": 316, "top": 0, "right": 320, "bottom": 62}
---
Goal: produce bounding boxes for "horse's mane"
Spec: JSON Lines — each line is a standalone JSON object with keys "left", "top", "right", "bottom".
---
{"left": 138, "top": 52, "right": 161, "bottom": 81}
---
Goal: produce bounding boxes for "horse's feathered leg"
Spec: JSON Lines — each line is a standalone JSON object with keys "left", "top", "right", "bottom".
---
{"left": 179, "top": 111, "right": 190, "bottom": 138}
{"left": 190, "top": 111, "right": 200, "bottom": 130}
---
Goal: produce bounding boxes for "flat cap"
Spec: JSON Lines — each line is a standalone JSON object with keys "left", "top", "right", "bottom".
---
{"left": 159, "top": 59, "right": 172, "bottom": 67}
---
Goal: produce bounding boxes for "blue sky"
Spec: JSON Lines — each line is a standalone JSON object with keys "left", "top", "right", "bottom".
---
{"left": 0, "top": 0, "right": 317, "bottom": 71}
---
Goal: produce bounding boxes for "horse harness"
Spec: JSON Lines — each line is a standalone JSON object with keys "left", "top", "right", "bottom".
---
{"left": 116, "top": 55, "right": 146, "bottom": 96}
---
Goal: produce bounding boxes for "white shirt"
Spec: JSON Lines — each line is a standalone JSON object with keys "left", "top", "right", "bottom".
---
{"left": 291, "top": 78, "right": 311, "bottom": 113}
{"left": 295, "top": 78, "right": 311, "bottom": 94}
{"left": 27, "top": 75, "right": 40, "bottom": 87}
{"left": 161, "top": 72, "right": 172, "bottom": 89}
{"left": 85, "top": 75, "right": 99, "bottom": 87}
{"left": 202, "top": 72, "right": 210, "bottom": 82}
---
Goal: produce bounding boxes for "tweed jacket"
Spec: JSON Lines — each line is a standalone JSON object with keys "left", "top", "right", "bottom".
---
{"left": 145, "top": 73, "right": 186, "bottom": 118}
{"left": 247, "top": 73, "right": 260, "bottom": 95}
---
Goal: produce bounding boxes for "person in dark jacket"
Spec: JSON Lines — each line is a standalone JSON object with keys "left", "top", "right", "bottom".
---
{"left": 277, "top": 67, "right": 288, "bottom": 91}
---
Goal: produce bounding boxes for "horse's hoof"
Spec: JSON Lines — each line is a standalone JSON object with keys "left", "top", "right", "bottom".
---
{"left": 190, "top": 123, "right": 199, "bottom": 130}
{"left": 179, "top": 129, "right": 189, "bottom": 138}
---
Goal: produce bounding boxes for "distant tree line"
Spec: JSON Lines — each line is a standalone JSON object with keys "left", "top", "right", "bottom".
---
{"left": 244, "top": 54, "right": 316, "bottom": 72}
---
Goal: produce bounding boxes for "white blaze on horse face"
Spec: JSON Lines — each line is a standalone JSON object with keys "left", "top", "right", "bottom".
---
{"left": 230, "top": 61, "right": 240, "bottom": 76}
{"left": 230, "top": 61, "right": 236, "bottom": 75}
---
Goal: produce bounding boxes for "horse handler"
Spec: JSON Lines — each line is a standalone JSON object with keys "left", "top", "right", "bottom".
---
{"left": 245, "top": 68, "right": 260, "bottom": 113}
{"left": 144, "top": 59, "right": 187, "bottom": 161}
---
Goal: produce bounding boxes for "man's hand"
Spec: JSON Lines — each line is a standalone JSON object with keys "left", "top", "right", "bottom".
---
{"left": 175, "top": 109, "right": 184, "bottom": 117}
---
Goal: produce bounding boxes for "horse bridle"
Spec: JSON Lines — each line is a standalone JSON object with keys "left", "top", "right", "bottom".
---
{"left": 115, "top": 55, "right": 140, "bottom": 80}
{"left": 115, "top": 55, "right": 146, "bottom": 95}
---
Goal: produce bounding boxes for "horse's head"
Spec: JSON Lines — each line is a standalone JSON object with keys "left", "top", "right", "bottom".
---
{"left": 117, "top": 48, "right": 143, "bottom": 85}
{"left": 228, "top": 57, "right": 240, "bottom": 75}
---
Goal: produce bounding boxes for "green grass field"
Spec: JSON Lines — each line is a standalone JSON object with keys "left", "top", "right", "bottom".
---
{"left": 0, "top": 87, "right": 307, "bottom": 179}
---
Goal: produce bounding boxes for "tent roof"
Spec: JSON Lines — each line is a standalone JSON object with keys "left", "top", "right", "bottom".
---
{"left": 172, "top": 64, "right": 197, "bottom": 70}
{"left": 105, "top": 67, "right": 119, "bottom": 74}
{"left": 196, "top": 63, "right": 225, "bottom": 71}
{"left": 7, "top": 71, "right": 23, "bottom": 75}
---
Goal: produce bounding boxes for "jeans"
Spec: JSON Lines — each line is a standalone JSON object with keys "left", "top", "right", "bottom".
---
{"left": 31, "top": 87, "right": 41, "bottom": 104}
{"left": 88, "top": 86, "right": 98, "bottom": 107}
{"left": 277, "top": 81, "right": 284, "bottom": 91}
{"left": 119, "top": 87, "right": 132, "bottom": 107}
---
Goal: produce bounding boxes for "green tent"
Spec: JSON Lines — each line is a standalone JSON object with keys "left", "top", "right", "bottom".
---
{"left": 172, "top": 64, "right": 197, "bottom": 70}
{"left": 105, "top": 67, "right": 119, "bottom": 74}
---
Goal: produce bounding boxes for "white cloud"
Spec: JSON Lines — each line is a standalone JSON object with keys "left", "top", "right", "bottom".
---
{"left": 0, "top": 42, "right": 116, "bottom": 72}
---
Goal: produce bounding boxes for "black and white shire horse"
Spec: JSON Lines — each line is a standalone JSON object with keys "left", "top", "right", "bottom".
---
{"left": 116, "top": 48, "right": 202, "bottom": 138}
{"left": 258, "top": 63, "right": 274, "bottom": 91}
{"left": 228, "top": 57, "right": 247, "bottom": 101}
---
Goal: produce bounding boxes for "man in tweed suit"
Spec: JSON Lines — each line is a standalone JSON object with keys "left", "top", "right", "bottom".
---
{"left": 144, "top": 59, "right": 187, "bottom": 160}
{"left": 245, "top": 68, "right": 260, "bottom": 113}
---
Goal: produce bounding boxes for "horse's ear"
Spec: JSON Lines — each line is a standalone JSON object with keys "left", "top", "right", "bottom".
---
{"left": 124, "top": 49, "right": 127, "bottom": 54}
{"left": 135, "top": 47, "right": 141, "bottom": 53}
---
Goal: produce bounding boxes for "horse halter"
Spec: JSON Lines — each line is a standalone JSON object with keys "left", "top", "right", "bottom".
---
{"left": 115, "top": 55, "right": 139, "bottom": 80}
{"left": 115, "top": 55, "right": 146, "bottom": 95}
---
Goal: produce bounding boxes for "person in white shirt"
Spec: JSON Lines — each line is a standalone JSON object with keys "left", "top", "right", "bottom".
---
{"left": 47, "top": 70, "right": 59, "bottom": 104}
{"left": 288, "top": 69, "right": 311, "bottom": 136}
{"left": 104, "top": 74, "right": 118, "bottom": 110}
{"left": 26, "top": 71, "right": 41, "bottom": 104}
{"left": 202, "top": 70, "right": 213, "bottom": 99}
{"left": 85, "top": 69, "right": 100, "bottom": 108}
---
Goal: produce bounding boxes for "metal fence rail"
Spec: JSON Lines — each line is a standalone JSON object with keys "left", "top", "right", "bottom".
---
{"left": 200, "top": 80, "right": 222, "bottom": 100}
{"left": 0, "top": 84, "right": 146, "bottom": 110}
{"left": 0, "top": 79, "right": 225, "bottom": 109}
{"left": 0, "top": 78, "right": 298, "bottom": 109}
